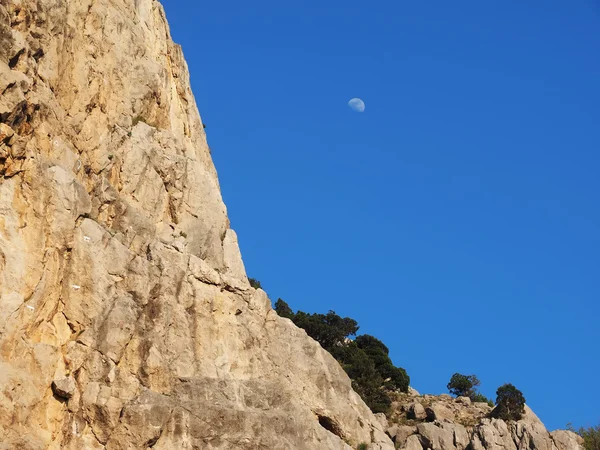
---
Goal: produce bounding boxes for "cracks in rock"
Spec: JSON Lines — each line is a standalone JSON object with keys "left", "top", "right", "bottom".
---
{"left": 1, "top": 169, "right": 23, "bottom": 180}
{"left": 168, "top": 194, "right": 179, "bottom": 224}
{"left": 0, "top": 100, "right": 40, "bottom": 136}
{"left": 144, "top": 419, "right": 168, "bottom": 449}
{"left": 8, "top": 48, "right": 24, "bottom": 68}
{"left": 145, "top": 435, "right": 160, "bottom": 448}
{"left": 1, "top": 81, "right": 16, "bottom": 96}
{"left": 32, "top": 47, "right": 44, "bottom": 62}
{"left": 314, "top": 412, "right": 346, "bottom": 441}
{"left": 146, "top": 405, "right": 175, "bottom": 447}
{"left": 82, "top": 413, "right": 105, "bottom": 447}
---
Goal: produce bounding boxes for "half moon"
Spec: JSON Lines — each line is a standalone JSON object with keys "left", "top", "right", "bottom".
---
{"left": 348, "top": 98, "right": 365, "bottom": 113}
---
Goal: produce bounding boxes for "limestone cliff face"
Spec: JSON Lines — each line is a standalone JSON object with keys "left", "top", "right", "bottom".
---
{"left": 0, "top": 0, "right": 393, "bottom": 448}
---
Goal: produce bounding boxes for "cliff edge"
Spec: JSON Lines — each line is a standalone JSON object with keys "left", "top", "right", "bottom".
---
{"left": 0, "top": 0, "right": 392, "bottom": 448}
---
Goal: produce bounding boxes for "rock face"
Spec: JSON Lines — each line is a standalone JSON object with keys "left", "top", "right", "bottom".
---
{"left": 0, "top": 0, "right": 393, "bottom": 449}
{"left": 386, "top": 394, "right": 583, "bottom": 450}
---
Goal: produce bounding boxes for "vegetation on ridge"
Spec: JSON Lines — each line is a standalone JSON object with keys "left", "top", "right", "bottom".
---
{"left": 447, "top": 373, "right": 494, "bottom": 407}
{"left": 492, "top": 383, "right": 526, "bottom": 421}
{"left": 569, "top": 424, "right": 600, "bottom": 450}
{"left": 274, "top": 298, "right": 409, "bottom": 413}
{"left": 254, "top": 279, "right": 531, "bottom": 423}
{"left": 248, "top": 277, "right": 262, "bottom": 289}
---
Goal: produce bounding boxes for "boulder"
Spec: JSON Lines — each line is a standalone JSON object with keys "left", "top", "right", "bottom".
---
{"left": 426, "top": 403, "right": 455, "bottom": 422}
{"left": 391, "top": 425, "right": 418, "bottom": 447}
{"left": 551, "top": 430, "right": 584, "bottom": 450}
{"left": 472, "top": 418, "right": 518, "bottom": 450}
{"left": 418, "top": 422, "right": 456, "bottom": 450}
{"left": 403, "top": 434, "right": 425, "bottom": 450}
{"left": 456, "top": 396, "right": 471, "bottom": 405}
{"left": 440, "top": 422, "right": 470, "bottom": 450}
{"left": 408, "top": 402, "right": 428, "bottom": 420}
{"left": 51, "top": 377, "right": 76, "bottom": 399}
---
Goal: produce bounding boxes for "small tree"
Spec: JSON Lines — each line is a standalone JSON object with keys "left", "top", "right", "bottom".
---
{"left": 274, "top": 298, "right": 294, "bottom": 319}
{"left": 248, "top": 277, "right": 262, "bottom": 289}
{"left": 493, "top": 383, "right": 526, "bottom": 421}
{"left": 356, "top": 335, "right": 409, "bottom": 392}
{"left": 447, "top": 373, "right": 481, "bottom": 398}
{"left": 292, "top": 310, "right": 359, "bottom": 350}
{"left": 355, "top": 335, "right": 390, "bottom": 354}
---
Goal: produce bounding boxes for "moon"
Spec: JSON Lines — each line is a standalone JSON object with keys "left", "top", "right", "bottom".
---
{"left": 348, "top": 98, "right": 365, "bottom": 113}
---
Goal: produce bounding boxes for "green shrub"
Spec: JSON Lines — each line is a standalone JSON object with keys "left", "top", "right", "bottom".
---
{"left": 356, "top": 335, "right": 409, "bottom": 392}
{"left": 573, "top": 424, "right": 600, "bottom": 450}
{"left": 447, "top": 373, "right": 494, "bottom": 406}
{"left": 248, "top": 277, "right": 262, "bottom": 289}
{"left": 357, "top": 443, "right": 368, "bottom": 450}
{"left": 291, "top": 310, "right": 359, "bottom": 349}
{"left": 274, "top": 298, "right": 294, "bottom": 319}
{"left": 447, "top": 373, "right": 480, "bottom": 398}
{"left": 471, "top": 392, "right": 494, "bottom": 407}
{"left": 330, "top": 342, "right": 391, "bottom": 413}
{"left": 492, "top": 383, "right": 525, "bottom": 421}
{"left": 272, "top": 300, "right": 409, "bottom": 414}
{"left": 355, "top": 335, "right": 389, "bottom": 354}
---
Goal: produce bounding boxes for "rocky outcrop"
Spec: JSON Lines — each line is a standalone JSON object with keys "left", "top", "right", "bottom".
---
{"left": 0, "top": 0, "right": 393, "bottom": 448}
{"left": 385, "top": 394, "right": 583, "bottom": 450}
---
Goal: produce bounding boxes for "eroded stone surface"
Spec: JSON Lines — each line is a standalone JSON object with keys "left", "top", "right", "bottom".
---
{"left": 0, "top": 1, "right": 393, "bottom": 448}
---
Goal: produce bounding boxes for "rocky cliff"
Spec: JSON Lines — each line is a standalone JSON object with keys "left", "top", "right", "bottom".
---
{"left": 380, "top": 393, "right": 583, "bottom": 450}
{"left": 0, "top": 1, "right": 582, "bottom": 450}
{"left": 0, "top": 0, "right": 393, "bottom": 448}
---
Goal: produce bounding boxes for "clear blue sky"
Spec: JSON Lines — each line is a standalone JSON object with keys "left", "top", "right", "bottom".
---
{"left": 160, "top": 0, "right": 599, "bottom": 431}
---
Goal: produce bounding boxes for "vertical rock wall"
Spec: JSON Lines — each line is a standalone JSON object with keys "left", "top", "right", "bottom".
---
{"left": 0, "top": 0, "right": 394, "bottom": 448}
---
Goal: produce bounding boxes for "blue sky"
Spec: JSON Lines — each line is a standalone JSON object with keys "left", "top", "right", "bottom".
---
{"left": 160, "top": 0, "right": 599, "bottom": 431}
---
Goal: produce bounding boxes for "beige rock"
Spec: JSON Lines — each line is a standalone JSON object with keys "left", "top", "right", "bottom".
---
{"left": 391, "top": 425, "right": 418, "bottom": 447}
{"left": 474, "top": 401, "right": 493, "bottom": 411}
{"left": 471, "top": 418, "right": 517, "bottom": 450}
{"left": 223, "top": 228, "right": 249, "bottom": 283}
{"left": 456, "top": 396, "right": 471, "bottom": 405}
{"left": 403, "top": 434, "right": 424, "bottom": 450}
{"left": 439, "top": 422, "right": 470, "bottom": 450}
{"left": 426, "top": 403, "right": 455, "bottom": 422}
{"left": 418, "top": 422, "right": 456, "bottom": 450}
{"left": 189, "top": 254, "right": 222, "bottom": 285}
{"left": 52, "top": 377, "right": 77, "bottom": 399}
{"left": 469, "top": 412, "right": 567, "bottom": 450}
{"left": 375, "top": 412, "right": 389, "bottom": 429}
{"left": 0, "top": 0, "right": 394, "bottom": 449}
{"left": 551, "top": 430, "right": 584, "bottom": 450}
{"left": 408, "top": 402, "right": 428, "bottom": 420}
{"left": 409, "top": 386, "right": 421, "bottom": 396}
